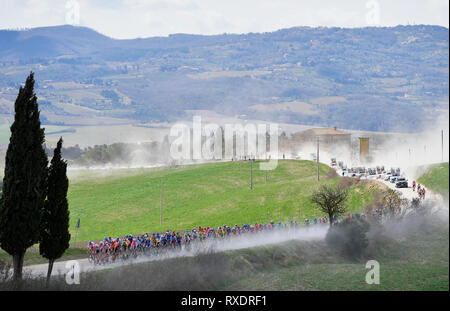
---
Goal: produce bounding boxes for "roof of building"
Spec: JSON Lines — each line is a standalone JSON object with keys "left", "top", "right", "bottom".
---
{"left": 293, "top": 127, "right": 350, "bottom": 137}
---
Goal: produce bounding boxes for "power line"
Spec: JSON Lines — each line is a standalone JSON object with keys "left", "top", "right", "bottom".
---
{"left": 160, "top": 181, "right": 164, "bottom": 225}
{"left": 317, "top": 136, "right": 320, "bottom": 181}
{"left": 250, "top": 160, "right": 253, "bottom": 190}
{"left": 265, "top": 163, "right": 267, "bottom": 184}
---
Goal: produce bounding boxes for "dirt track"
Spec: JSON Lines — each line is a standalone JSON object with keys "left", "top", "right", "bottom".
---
{"left": 19, "top": 225, "right": 329, "bottom": 279}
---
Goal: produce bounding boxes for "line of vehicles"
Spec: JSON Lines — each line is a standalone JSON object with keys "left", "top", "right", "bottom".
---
{"left": 330, "top": 158, "right": 408, "bottom": 188}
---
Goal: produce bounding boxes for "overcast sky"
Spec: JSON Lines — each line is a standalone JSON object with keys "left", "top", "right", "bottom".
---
{"left": 1, "top": 0, "right": 448, "bottom": 39}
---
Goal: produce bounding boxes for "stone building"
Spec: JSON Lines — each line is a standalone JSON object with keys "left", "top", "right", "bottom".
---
{"left": 291, "top": 127, "right": 351, "bottom": 153}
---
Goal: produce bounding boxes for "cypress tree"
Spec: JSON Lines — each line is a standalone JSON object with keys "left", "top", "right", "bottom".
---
{"left": 40, "top": 137, "right": 70, "bottom": 286}
{"left": 0, "top": 72, "right": 48, "bottom": 281}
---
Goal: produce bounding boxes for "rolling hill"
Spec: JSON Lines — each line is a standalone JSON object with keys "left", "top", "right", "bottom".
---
{"left": 65, "top": 160, "right": 380, "bottom": 242}
{"left": 0, "top": 25, "right": 448, "bottom": 133}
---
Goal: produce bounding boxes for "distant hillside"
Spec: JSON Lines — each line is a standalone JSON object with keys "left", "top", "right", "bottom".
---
{"left": 0, "top": 25, "right": 448, "bottom": 132}
{"left": 0, "top": 25, "right": 115, "bottom": 59}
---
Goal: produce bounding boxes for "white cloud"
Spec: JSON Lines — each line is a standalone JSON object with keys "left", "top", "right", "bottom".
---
{"left": 0, "top": 0, "right": 447, "bottom": 38}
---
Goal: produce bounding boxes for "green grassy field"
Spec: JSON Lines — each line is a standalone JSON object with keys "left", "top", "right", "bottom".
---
{"left": 217, "top": 222, "right": 449, "bottom": 290}
{"left": 66, "top": 160, "right": 378, "bottom": 242}
{"left": 418, "top": 162, "right": 449, "bottom": 200}
{"left": 1, "top": 160, "right": 446, "bottom": 290}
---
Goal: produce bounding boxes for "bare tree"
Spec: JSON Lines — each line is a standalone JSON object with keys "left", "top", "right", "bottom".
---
{"left": 311, "top": 184, "right": 349, "bottom": 227}
{"left": 381, "top": 188, "right": 408, "bottom": 220}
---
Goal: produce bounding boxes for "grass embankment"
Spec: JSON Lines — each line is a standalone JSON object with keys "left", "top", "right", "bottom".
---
{"left": 417, "top": 162, "right": 449, "bottom": 200}
{"left": 66, "top": 160, "right": 377, "bottom": 242}
{"left": 218, "top": 221, "right": 449, "bottom": 290}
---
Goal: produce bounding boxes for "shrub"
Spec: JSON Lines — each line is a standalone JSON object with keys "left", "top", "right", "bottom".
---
{"left": 325, "top": 215, "right": 370, "bottom": 260}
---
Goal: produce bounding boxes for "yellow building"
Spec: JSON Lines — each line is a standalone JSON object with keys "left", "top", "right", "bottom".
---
{"left": 359, "top": 137, "right": 369, "bottom": 162}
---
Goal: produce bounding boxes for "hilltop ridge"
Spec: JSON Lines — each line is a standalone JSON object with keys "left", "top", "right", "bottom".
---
{"left": 0, "top": 24, "right": 448, "bottom": 132}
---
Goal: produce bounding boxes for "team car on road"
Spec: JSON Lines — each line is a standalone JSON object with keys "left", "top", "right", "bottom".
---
{"left": 395, "top": 177, "right": 408, "bottom": 188}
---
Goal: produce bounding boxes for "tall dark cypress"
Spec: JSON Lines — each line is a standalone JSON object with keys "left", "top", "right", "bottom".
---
{"left": 40, "top": 137, "right": 70, "bottom": 286}
{"left": 0, "top": 72, "right": 48, "bottom": 280}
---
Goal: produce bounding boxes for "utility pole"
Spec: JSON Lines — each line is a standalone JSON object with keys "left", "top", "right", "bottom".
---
{"left": 317, "top": 136, "right": 320, "bottom": 181}
{"left": 265, "top": 164, "right": 267, "bottom": 184}
{"left": 250, "top": 160, "right": 253, "bottom": 190}
{"left": 160, "top": 181, "right": 164, "bottom": 225}
{"left": 73, "top": 218, "right": 80, "bottom": 248}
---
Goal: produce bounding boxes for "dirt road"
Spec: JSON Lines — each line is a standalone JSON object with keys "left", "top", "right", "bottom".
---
{"left": 19, "top": 225, "right": 329, "bottom": 280}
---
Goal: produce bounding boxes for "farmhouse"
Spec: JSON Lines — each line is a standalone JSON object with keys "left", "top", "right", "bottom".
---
{"left": 291, "top": 127, "right": 351, "bottom": 152}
